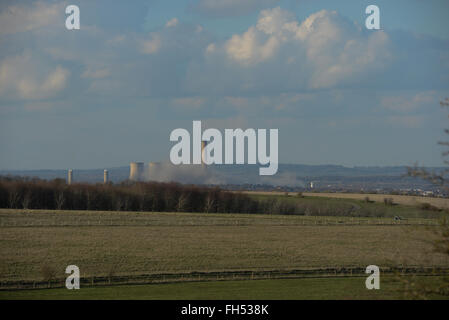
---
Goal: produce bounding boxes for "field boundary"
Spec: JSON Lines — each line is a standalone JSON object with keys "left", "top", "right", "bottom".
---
{"left": 2, "top": 266, "right": 448, "bottom": 291}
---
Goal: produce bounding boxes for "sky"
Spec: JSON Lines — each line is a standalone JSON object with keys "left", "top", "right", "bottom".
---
{"left": 1, "top": 0, "right": 449, "bottom": 170}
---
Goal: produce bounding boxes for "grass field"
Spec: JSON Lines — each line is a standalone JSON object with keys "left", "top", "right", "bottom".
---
{"left": 304, "top": 192, "right": 449, "bottom": 209}
{"left": 243, "top": 191, "right": 449, "bottom": 210}
{"left": 246, "top": 193, "right": 447, "bottom": 218}
{"left": 1, "top": 194, "right": 448, "bottom": 299}
{"left": 0, "top": 208, "right": 447, "bottom": 282}
{"left": 1, "top": 276, "right": 446, "bottom": 300}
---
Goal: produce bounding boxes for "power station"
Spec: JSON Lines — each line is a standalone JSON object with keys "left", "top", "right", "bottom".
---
{"left": 104, "top": 169, "right": 109, "bottom": 184}
{"left": 67, "top": 169, "right": 73, "bottom": 185}
{"left": 65, "top": 147, "right": 209, "bottom": 184}
{"left": 148, "top": 161, "right": 161, "bottom": 171}
{"left": 129, "top": 162, "right": 145, "bottom": 181}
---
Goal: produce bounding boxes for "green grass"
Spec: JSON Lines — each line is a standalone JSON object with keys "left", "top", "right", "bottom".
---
{"left": 1, "top": 276, "right": 446, "bottom": 300}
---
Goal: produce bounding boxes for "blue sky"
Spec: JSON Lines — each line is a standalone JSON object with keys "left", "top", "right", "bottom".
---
{"left": 0, "top": 0, "right": 449, "bottom": 170}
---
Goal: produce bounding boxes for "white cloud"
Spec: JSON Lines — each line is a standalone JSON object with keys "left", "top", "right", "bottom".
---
{"left": 0, "top": 1, "right": 64, "bottom": 35}
{"left": 165, "top": 18, "right": 178, "bottom": 28}
{"left": 225, "top": 26, "right": 279, "bottom": 64}
{"left": 224, "top": 7, "right": 293, "bottom": 64}
{"left": 386, "top": 115, "right": 426, "bottom": 128}
{"left": 381, "top": 91, "right": 436, "bottom": 112}
{"left": 0, "top": 53, "right": 69, "bottom": 100}
{"left": 256, "top": 6, "right": 295, "bottom": 36}
{"left": 205, "top": 43, "right": 216, "bottom": 54}
{"left": 140, "top": 33, "right": 162, "bottom": 54}
{"left": 208, "top": 8, "right": 393, "bottom": 89}
{"left": 81, "top": 68, "right": 111, "bottom": 79}
{"left": 107, "top": 35, "right": 126, "bottom": 46}
{"left": 172, "top": 96, "right": 206, "bottom": 109}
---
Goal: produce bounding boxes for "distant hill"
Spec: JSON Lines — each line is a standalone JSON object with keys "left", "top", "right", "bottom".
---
{"left": 0, "top": 164, "right": 444, "bottom": 192}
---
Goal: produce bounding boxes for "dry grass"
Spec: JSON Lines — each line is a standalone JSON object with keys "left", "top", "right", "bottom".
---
{"left": 0, "top": 208, "right": 439, "bottom": 227}
{"left": 239, "top": 191, "right": 449, "bottom": 209}
{"left": 303, "top": 193, "right": 449, "bottom": 209}
{"left": 0, "top": 209, "right": 448, "bottom": 282}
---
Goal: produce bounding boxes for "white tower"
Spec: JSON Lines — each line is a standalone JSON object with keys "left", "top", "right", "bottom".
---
{"left": 129, "top": 162, "right": 144, "bottom": 181}
{"left": 103, "top": 170, "right": 109, "bottom": 184}
{"left": 68, "top": 169, "right": 73, "bottom": 185}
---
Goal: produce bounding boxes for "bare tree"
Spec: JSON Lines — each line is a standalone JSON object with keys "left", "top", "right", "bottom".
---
{"left": 404, "top": 98, "right": 449, "bottom": 298}
{"left": 204, "top": 194, "right": 215, "bottom": 213}
{"left": 8, "top": 188, "right": 19, "bottom": 209}
{"left": 85, "top": 188, "right": 92, "bottom": 210}
{"left": 40, "top": 264, "right": 57, "bottom": 288}
{"left": 21, "top": 191, "right": 32, "bottom": 209}
{"left": 55, "top": 189, "right": 65, "bottom": 210}
{"left": 139, "top": 191, "right": 146, "bottom": 212}
{"left": 115, "top": 197, "right": 124, "bottom": 211}
{"left": 176, "top": 193, "right": 190, "bottom": 212}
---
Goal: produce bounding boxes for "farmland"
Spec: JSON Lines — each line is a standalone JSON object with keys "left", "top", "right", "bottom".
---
{"left": 303, "top": 192, "right": 449, "bottom": 209}
{"left": 243, "top": 191, "right": 449, "bottom": 211}
{"left": 0, "top": 193, "right": 448, "bottom": 299}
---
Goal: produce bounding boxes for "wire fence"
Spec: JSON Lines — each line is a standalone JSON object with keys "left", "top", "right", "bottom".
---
{"left": 1, "top": 266, "right": 448, "bottom": 291}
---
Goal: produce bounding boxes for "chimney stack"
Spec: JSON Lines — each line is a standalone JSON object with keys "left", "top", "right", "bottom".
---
{"left": 104, "top": 169, "right": 109, "bottom": 184}
{"left": 67, "top": 169, "right": 73, "bottom": 185}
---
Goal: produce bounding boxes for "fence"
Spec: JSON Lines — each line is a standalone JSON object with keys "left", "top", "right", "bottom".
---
{"left": 1, "top": 266, "right": 448, "bottom": 291}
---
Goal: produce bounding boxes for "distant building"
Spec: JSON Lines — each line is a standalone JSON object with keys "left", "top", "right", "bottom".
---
{"left": 67, "top": 169, "right": 73, "bottom": 185}
{"left": 103, "top": 170, "right": 109, "bottom": 184}
{"left": 129, "top": 162, "right": 144, "bottom": 181}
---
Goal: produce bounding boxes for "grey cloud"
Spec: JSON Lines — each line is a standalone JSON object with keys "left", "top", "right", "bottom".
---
{"left": 0, "top": 1, "right": 65, "bottom": 35}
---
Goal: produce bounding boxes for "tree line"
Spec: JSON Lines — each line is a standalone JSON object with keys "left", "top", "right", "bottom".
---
{"left": 0, "top": 176, "right": 409, "bottom": 217}
{"left": 0, "top": 176, "right": 262, "bottom": 214}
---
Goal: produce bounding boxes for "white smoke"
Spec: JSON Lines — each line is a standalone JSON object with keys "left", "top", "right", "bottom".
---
{"left": 146, "top": 162, "right": 226, "bottom": 185}
{"left": 145, "top": 162, "right": 304, "bottom": 187}
{"left": 260, "top": 171, "right": 305, "bottom": 187}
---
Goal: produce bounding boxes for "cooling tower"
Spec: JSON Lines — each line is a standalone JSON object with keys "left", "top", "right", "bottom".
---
{"left": 67, "top": 169, "right": 73, "bottom": 185}
{"left": 201, "top": 141, "right": 207, "bottom": 165}
{"left": 149, "top": 161, "right": 160, "bottom": 168}
{"left": 104, "top": 170, "right": 109, "bottom": 184}
{"left": 129, "top": 162, "right": 144, "bottom": 181}
{"left": 148, "top": 162, "right": 160, "bottom": 171}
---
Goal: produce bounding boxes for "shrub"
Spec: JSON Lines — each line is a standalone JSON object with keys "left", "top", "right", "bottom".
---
{"left": 40, "top": 264, "right": 57, "bottom": 284}
{"left": 420, "top": 202, "right": 441, "bottom": 212}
